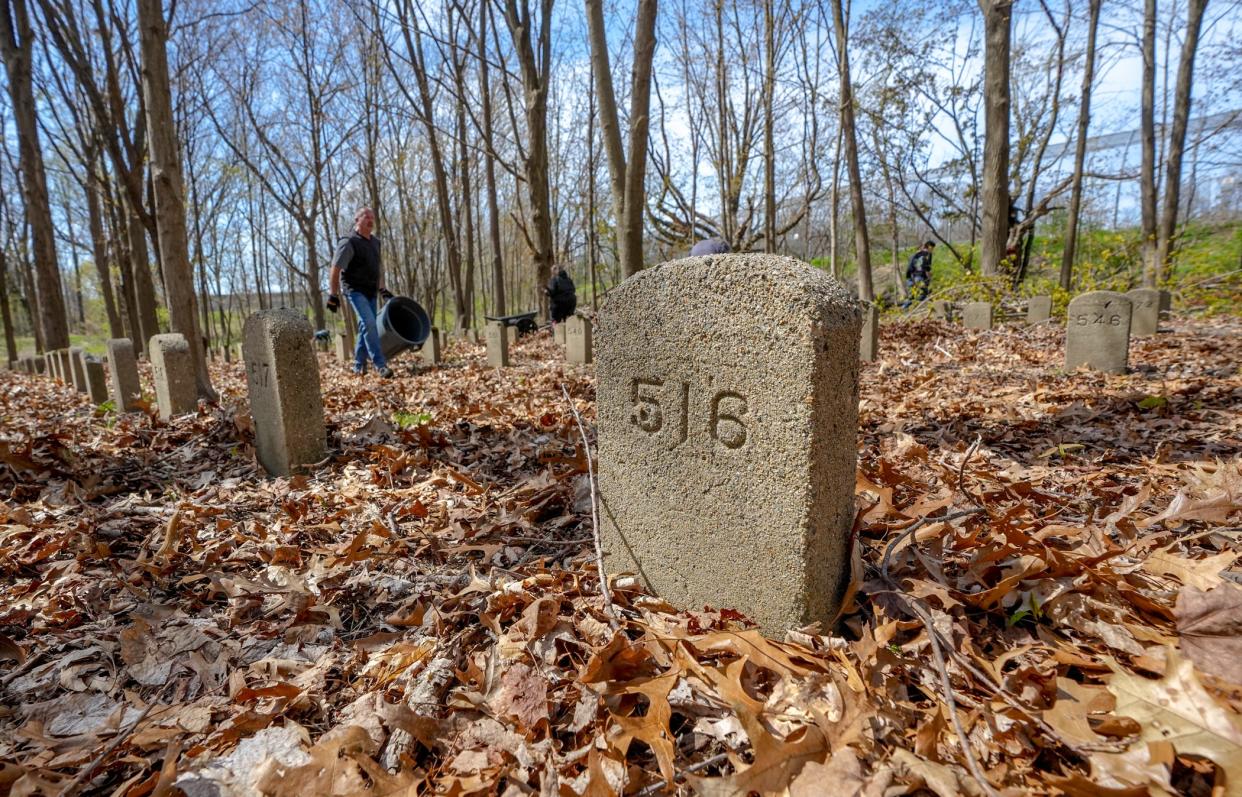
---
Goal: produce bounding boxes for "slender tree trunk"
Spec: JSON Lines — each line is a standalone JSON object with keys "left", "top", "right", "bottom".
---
{"left": 0, "top": 249, "right": 16, "bottom": 362}
{"left": 479, "top": 1, "right": 505, "bottom": 317}
{"left": 1139, "top": 0, "right": 1158, "bottom": 285}
{"left": 0, "top": 0, "right": 70, "bottom": 349}
{"left": 978, "top": 0, "right": 1012, "bottom": 277}
{"left": 1154, "top": 0, "right": 1209, "bottom": 282}
{"left": 587, "top": 60, "right": 599, "bottom": 308}
{"left": 584, "top": 0, "right": 658, "bottom": 277}
{"left": 830, "top": 0, "right": 872, "bottom": 300}
{"left": 829, "top": 124, "right": 843, "bottom": 279}
{"left": 1061, "top": 0, "right": 1102, "bottom": 291}
{"left": 762, "top": 0, "right": 776, "bottom": 253}
{"left": 85, "top": 156, "right": 123, "bottom": 338}
{"left": 136, "top": 0, "right": 215, "bottom": 399}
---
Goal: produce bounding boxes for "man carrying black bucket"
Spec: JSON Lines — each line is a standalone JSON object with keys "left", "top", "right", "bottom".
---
{"left": 327, "top": 207, "right": 394, "bottom": 378}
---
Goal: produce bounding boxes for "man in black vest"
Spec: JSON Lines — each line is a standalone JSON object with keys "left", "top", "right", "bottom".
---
{"left": 327, "top": 207, "right": 394, "bottom": 377}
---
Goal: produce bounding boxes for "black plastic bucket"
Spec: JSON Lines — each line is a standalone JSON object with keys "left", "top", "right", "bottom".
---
{"left": 378, "top": 296, "right": 431, "bottom": 359}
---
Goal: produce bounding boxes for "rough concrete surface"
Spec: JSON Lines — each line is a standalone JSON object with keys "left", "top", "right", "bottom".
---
{"left": 485, "top": 322, "right": 509, "bottom": 368}
{"left": 1065, "top": 291, "right": 1132, "bottom": 373}
{"left": 1027, "top": 295, "right": 1052, "bottom": 324}
{"left": 566, "top": 315, "right": 593, "bottom": 364}
{"left": 85, "top": 359, "right": 108, "bottom": 403}
{"left": 420, "top": 328, "right": 442, "bottom": 366}
{"left": 69, "top": 348, "right": 89, "bottom": 393}
{"left": 107, "top": 339, "right": 143, "bottom": 411}
{"left": 55, "top": 349, "right": 72, "bottom": 384}
{"left": 150, "top": 334, "right": 197, "bottom": 420}
{"left": 1127, "top": 288, "right": 1160, "bottom": 336}
{"left": 596, "top": 253, "right": 861, "bottom": 634}
{"left": 860, "top": 305, "right": 878, "bottom": 361}
{"left": 242, "top": 309, "right": 325, "bottom": 477}
{"left": 963, "top": 301, "right": 993, "bottom": 330}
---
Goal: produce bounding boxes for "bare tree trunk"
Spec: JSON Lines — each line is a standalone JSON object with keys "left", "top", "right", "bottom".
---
{"left": 85, "top": 152, "right": 123, "bottom": 338}
{"left": 978, "top": 0, "right": 1012, "bottom": 277}
{"left": 762, "top": 0, "right": 776, "bottom": 253}
{"left": 0, "top": 249, "right": 16, "bottom": 362}
{"left": 1061, "top": 0, "right": 1101, "bottom": 291}
{"left": 479, "top": 1, "right": 505, "bottom": 317}
{"left": 136, "top": 0, "right": 215, "bottom": 399}
{"left": 0, "top": 0, "right": 70, "bottom": 350}
{"left": 829, "top": 123, "right": 843, "bottom": 279}
{"left": 584, "top": 0, "right": 658, "bottom": 278}
{"left": 830, "top": 0, "right": 872, "bottom": 300}
{"left": 1154, "top": 0, "right": 1209, "bottom": 282}
{"left": 1139, "top": 0, "right": 1158, "bottom": 285}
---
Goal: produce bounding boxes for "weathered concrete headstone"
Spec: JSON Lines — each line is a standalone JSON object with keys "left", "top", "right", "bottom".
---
{"left": 485, "top": 322, "right": 509, "bottom": 367}
{"left": 31, "top": 355, "right": 45, "bottom": 374}
{"left": 17, "top": 357, "right": 30, "bottom": 374}
{"left": 84, "top": 359, "right": 108, "bottom": 403}
{"left": 55, "top": 349, "right": 72, "bottom": 384}
{"left": 565, "top": 315, "right": 593, "bottom": 364}
{"left": 1027, "top": 295, "right": 1052, "bottom": 324}
{"left": 930, "top": 300, "right": 950, "bottom": 321}
{"left": 419, "top": 327, "right": 442, "bottom": 366}
{"left": 334, "top": 332, "right": 351, "bottom": 363}
{"left": 860, "top": 305, "right": 878, "bottom": 362}
{"left": 1159, "top": 289, "right": 1172, "bottom": 318}
{"left": 69, "top": 348, "right": 89, "bottom": 393}
{"left": 106, "top": 338, "right": 143, "bottom": 411}
{"left": 963, "top": 301, "right": 994, "bottom": 330}
{"left": 1065, "top": 291, "right": 1132, "bottom": 374}
{"left": 1126, "top": 287, "right": 1160, "bottom": 336}
{"left": 150, "top": 333, "right": 197, "bottom": 420}
{"left": 242, "top": 309, "right": 325, "bottom": 477}
{"left": 597, "top": 253, "right": 861, "bottom": 633}
{"left": 554, "top": 323, "right": 566, "bottom": 345}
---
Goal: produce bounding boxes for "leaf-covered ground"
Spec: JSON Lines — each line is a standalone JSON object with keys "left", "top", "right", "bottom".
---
{"left": 1, "top": 317, "right": 1240, "bottom": 796}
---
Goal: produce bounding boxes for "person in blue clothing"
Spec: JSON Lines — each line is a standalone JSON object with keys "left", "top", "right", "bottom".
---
{"left": 903, "top": 240, "right": 936, "bottom": 307}
{"left": 326, "top": 207, "right": 394, "bottom": 378}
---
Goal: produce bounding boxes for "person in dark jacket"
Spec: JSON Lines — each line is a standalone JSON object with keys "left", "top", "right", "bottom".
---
{"left": 547, "top": 267, "right": 577, "bottom": 324}
{"left": 903, "top": 240, "right": 936, "bottom": 306}
{"left": 326, "top": 207, "right": 394, "bottom": 377}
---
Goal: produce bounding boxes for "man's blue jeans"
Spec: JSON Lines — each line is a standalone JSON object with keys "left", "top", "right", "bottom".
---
{"left": 345, "top": 289, "right": 387, "bottom": 371}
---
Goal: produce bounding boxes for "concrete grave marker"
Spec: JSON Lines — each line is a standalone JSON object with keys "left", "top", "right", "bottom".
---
{"left": 85, "top": 359, "right": 108, "bottom": 403}
{"left": 596, "top": 253, "right": 861, "bottom": 633}
{"left": 69, "top": 348, "right": 89, "bottom": 393}
{"left": 1126, "top": 287, "right": 1160, "bottom": 336}
{"left": 243, "top": 309, "right": 325, "bottom": 477}
{"left": 485, "top": 322, "right": 509, "bottom": 367}
{"left": 334, "top": 332, "right": 351, "bottom": 363}
{"left": 1159, "top": 289, "right": 1172, "bottom": 318}
{"left": 55, "top": 349, "right": 72, "bottom": 384}
{"left": 565, "top": 315, "right": 593, "bottom": 364}
{"left": 930, "top": 300, "right": 950, "bottom": 320}
{"left": 1065, "top": 291, "right": 1131, "bottom": 374}
{"left": 963, "top": 301, "right": 993, "bottom": 330}
{"left": 1027, "top": 295, "right": 1052, "bottom": 324}
{"left": 419, "top": 328, "right": 442, "bottom": 366}
{"left": 554, "top": 323, "right": 566, "bottom": 345}
{"left": 107, "top": 339, "right": 143, "bottom": 411}
{"left": 860, "top": 305, "right": 878, "bottom": 362}
{"left": 150, "top": 333, "right": 197, "bottom": 420}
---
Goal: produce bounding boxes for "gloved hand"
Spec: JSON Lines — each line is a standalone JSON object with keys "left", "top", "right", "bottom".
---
{"left": 326, "top": 294, "right": 340, "bottom": 313}
{"left": 379, "top": 288, "right": 394, "bottom": 301}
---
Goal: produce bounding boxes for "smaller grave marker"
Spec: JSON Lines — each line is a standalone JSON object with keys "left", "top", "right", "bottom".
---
{"left": 419, "top": 328, "right": 442, "bottom": 366}
{"left": 930, "top": 300, "right": 950, "bottom": 320}
{"left": 485, "top": 321, "right": 509, "bottom": 367}
{"left": 1027, "top": 295, "right": 1052, "bottom": 324}
{"left": 107, "top": 338, "right": 143, "bottom": 411}
{"left": 243, "top": 309, "right": 325, "bottom": 477}
{"left": 150, "top": 333, "right": 197, "bottom": 420}
{"left": 1126, "top": 288, "right": 1160, "bottom": 336}
{"left": 860, "top": 305, "right": 878, "bottom": 362}
{"left": 1065, "top": 291, "right": 1131, "bottom": 373}
{"left": 565, "top": 315, "right": 593, "bottom": 364}
{"left": 85, "top": 359, "right": 108, "bottom": 403}
{"left": 963, "top": 301, "right": 994, "bottom": 330}
{"left": 55, "top": 349, "right": 72, "bottom": 384}
{"left": 69, "top": 348, "right": 89, "bottom": 393}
